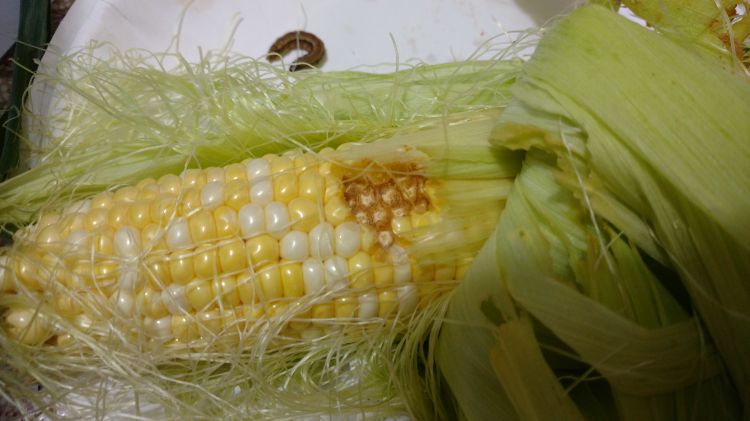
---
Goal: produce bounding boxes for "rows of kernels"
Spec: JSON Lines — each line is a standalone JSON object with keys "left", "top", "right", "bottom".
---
{"left": 2, "top": 151, "right": 474, "bottom": 347}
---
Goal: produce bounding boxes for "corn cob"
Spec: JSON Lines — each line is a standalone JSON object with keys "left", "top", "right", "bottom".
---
{"left": 0, "top": 134, "right": 501, "bottom": 349}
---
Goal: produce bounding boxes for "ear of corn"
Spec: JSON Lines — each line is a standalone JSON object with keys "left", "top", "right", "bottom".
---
{"left": 0, "top": 112, "right": 510, "bottom": 355}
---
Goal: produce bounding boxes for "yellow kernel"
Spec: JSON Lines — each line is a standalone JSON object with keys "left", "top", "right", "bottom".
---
{"left": 411, "top": 210, "right": 440, "bottom": 229}
{"left": 360, "top": 226, "right": 378, "bottom": 253}
{"left": 270, "top": 155, "right": 294, "bottom": 175}
{"left": 324, "top": 195, "right": 352, "bottom": 226}
{"left": 196, "top": 309, "right": 223, "bottom": 339}
{"left": 187, "top": 279, "right": 214, "bottom": 311}
{"left": 334, "top": 296, "right": 357, "bottom": 319}
{"left": 127, "top": 200, "right": 152, "bottom": 229}
{"left": 412, "top": 262, "right": 434, "bottom": 283}
{"left": 137, "top": 287, "right": 168, "bottom": 318}
{"left": 246, "top": 235, "right": 279, "bottom": 268}
{"left": 143, "top": 256, "right": 172, "bottom": 286}
{"left": 311, "top": 303, "right": 335, "bottom": 320}
{"left": 168, "top": 250, "right": 195, "bottom": 285}
{"left": 288, "top": 198, "right": 319, "bottom": 232}
{"left": 373, "top": 262, "right": 394, "bottom": 288}
{"left": 214, "top": 206, "right": 239, "bottom": 238}
{"left": 218, "top": 239, "right": 248, "bottom": 273}
{"left": 181, "top": 169, "right": 206, "bottom": 189}
{"left": 224, "top": 163, "right": 248, "bottom": 183}
{"left": 323, "top": 175, "right": 342, "bottom": 198}
{"left": 180, "top": 188, "right": 202, "bottom": 214}
{"left": 171, "top": 314, "right": 198, "bottom": 343}
{"left": 224, "top": 180, "right": 251, "bottom": 211}
{"left": 189, "top": 210, "right": 217, "bottom": 244}
{"left": 348, "top": 252, "right": 374, "bottom": 290}
{"left": 113, "top": 186, "right": 139, "bottom": 203}
{"left": 136, "top": 186, "right": 159, "bottom": 201}
{"left": 84, "top": 208, "right": 109, "bottom": 231}
{"left": 136, "top": 177, "right": 158, "bottom": 191}
{"left": 36, "top": 224, "right": 61, "bottom": 252}
{"left": 378, "top": 290, "right": 399, "bottom": 317}
{"left": 53, "top": 293, "right": 81, "bottom": 317}
{"left": 236, "top": 273, "right": 260, "bottom": 305}
{"left": 213, "top": 276, "right": 241, "bottom": 308}
{"left": 58, "top": 213, "right": 86, "bottom": 237}
{"left": 107, "top": 206, "right": 129, "bottom": 230}
{"left": 91, "top": 192, "right": 114, "bottom": 209}
{"left": 265, "top": 301, "right": 288, "bottom": 319}
{"left": 205, "top": 167, "right": 225, "bottom": 183}
{"left": 280, "top": 262, "right": 305, "bottom": 298}
{"left": 92, "top": 231, "right": 114, "bottom": 255}
{"left": 257, "top": 266, "right": 283, "bottom": 301}
{"left": 158, "top": 174, "right": 182, "bottom": 195}
{"left": 391, "top": 216, "right": 413, "bottom": 236}
{"left": 294, "top": 154, "right": 317, "bottom": 172}
{"left": 142, "top": 224, "right": 168, "bottom": 252}
{"left": 5, "top": 307, "right": 51, "bottom": 345}
{"left": 273, "top": 172, "right": 298, "bottom": 203}
{"left": 298, "top": 169, "right": 325, "bottom": 202}
{"left": 193, "top": 245, "right": 219, "bottom": 279}
{"left": 16, "top": 256, "right": 42, "bottom": 290}
{"left": 150, "top": 195, "right": 179, "bottom": 224}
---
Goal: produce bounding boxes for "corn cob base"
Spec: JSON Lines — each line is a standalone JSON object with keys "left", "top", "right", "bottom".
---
{"left": 0, "top": 143, "right": 478, "bottom": 349}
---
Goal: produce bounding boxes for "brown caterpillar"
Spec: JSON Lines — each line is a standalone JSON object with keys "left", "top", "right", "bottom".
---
{"left": 268, "top": 31, "right": 326, "bottom": 72}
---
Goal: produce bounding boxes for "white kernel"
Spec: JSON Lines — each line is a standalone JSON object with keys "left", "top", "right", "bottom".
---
{"left": 250, "top": 179, "right": 273, "bottom": 205}
{"left": 309, "top": 222, "right": 335, "bottom": 260}
{"left": 64, "top": 230, "right": 90, "bottom": 255}
{"left": 397, "top": 284, "right": 419, "bottom": 314}
{"left": 200, "top": 181, "right": 224, "bottom": 209}
{"left": 114, "top": 226, "right": 141, "bottom": 257}
{"left": 324, "top": 256, "right": 348, "bottom": 290}
{"left": 358, "top": 293, "right": 378, "bottom": 320}
{"left": 118, "top": 264, "right": 142, "bottom": 292}
{"left": 334, "top": 222, "right": 360, "bottom": 258}
{"left": 393, "top": 262, "right": 412, "bottom": 285}
{"left": 280, "top": 231, "right": 309, "bottom": 261}
{"left": 146, "top": 316, "right": 172, "bottom": 340}
{"left": 302, "top": 259, "right": 325, "bottom": 295}
{"left": 166, "top": 217, "right": 192, "bottom": 250}
{"left": 246, "top": 158, "right": 271, "bottom": 182}
{"left": 162, "top": 284, "right": 188, "bottom": 315}
{"left": 238, "top": 203, "right": 265, "bottom": 237}
{"left": 113, "top": 290, "right": 135, "bottom": 315}
{"left": 265, "top": 202, "right": 290, "bottom": 239}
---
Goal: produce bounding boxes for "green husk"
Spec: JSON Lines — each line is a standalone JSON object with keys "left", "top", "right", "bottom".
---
{"left": 438, "top": 4, "right": 748, "bottom": 420}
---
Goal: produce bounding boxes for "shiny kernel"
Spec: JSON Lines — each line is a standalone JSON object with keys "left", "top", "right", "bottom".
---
{"left": 92, "top": 231, "right": 114, "bottom": 255}
{"left": 246, "top": 235, "right": 279, "bottom": 268}
{"left": 391, "top": 216, "right": 413, "bottom": 236}
{"left": 372, "top": 262, "right": 394, "bottom": 288}
{"left": 294, "top": 154, "right": 317, "bottom": 172}
{"left": 273, "top": 172, "right": 298, "bottom": 203}
{"left": 193, "top": 246, "right": 219, "bottom": 279}
{"left": 5, "top": 308, "right": 51, "bottom": 345}
{"left": 150, "top": 195, "right": 179, "bottom": 224}
{"left": 187, "top": 279, "right": 214, "bottom": 311}
{"left": 180, "top": 188, "right": 202, "bottom": 214}
{"left": 195, "top": 309, "right": 223, "bottom": 339}
{"left": 141, "top": 224, "right": 167, "bottom": 252}
{"left": 113, "top": 186, "right": 138, "bottom": 203}
{"left": 280, "top": 263, "right": 305, "bottom": 298}
{"left": 127, "top": 200, "right": 152, "bottom": 229}
{"left": 168, "top": 250, "right": 195, "bottom": 285}
{"left": 205, "top": 167, "right": 225, "bottom": 183}
{"left": 224, "top": 163, "right": 247, "bottom": 183}
{"left": 214, "top": 206, "right": 239, "bottom": 238}
{"left": 348, "top": 252, "right": 373, "bottom": 290}
{"left": 219, "top": 239, "right": 248, "bottom": 273}
{"left": 181, "top": 169, "right": 206, "bottom": 188}
{"left": 224, "top": 180, "right": 251, "bottom": 211}
{"left": 360, "top": 226, "right": 378, "bottom": 253}
{"left": 84, "top": 208, "right": 109, "bottom": 231}
{"left": 270, "top": 156, "right": 294, "bottom": 175}
{"left": 334, "top": 296, "right": 357, "bottom": 318}
{"left": 36, "top": 224, "right": 61, "bottom": 251}
{"left": 265, "top": 301, "right": 288, "bottom": 319}
{"left": 15, "top": 256, "right": 41, "bottom": 289}
{"left": 324, "top": 196, "right": 352, "bottom": 226}
{"left": 311, "top": 303, "right": 335, "bottom": 320}
{"left": 107, "top": 206, "right": 130, "bottom": 230}
{"left": 298, "top": 169, "right": 325, "bottom": 202}
{"left": 166, "top": 217, "right": 192, "bottom": 251}
{"left": 236, "top": 273, "right": 260, "bottom": 304}
{"left": 138, "top": 287, "right": 169, "bottom": 318}
{"left": 158, "top": 174, "right": 182, "bottom": 195}
{"left": 257, "top": 266, "right": 283, "bottom": 301}
{"left": 143, "top": 256, "right": 171, "bottom": 286}
{"left": 378, "top": 290, "right": 399, "bottom": 317}
{"left": 288, "top": 197, "right": 319, "bottom": 231}
{"left": 201, "top": 181, "right": 224, "bottom": 209}
{"left": 213, "top": 276, "right": 241, "bottom": 307}
{"left": 91, "top": 192, "right": 114, "bottom": 209}
{"left": 171, "top": 314, "right": 198, "bottom": 343}
{"left": 323, "top": 174, "right": 342, "bottom": 199}
{"left": 189, "top": 210, "right": 217, "bottom": 244}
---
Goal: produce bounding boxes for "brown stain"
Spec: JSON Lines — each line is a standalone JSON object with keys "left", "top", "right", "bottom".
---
{"left": 267, "top": 31, "right": 326, "bottom": 72}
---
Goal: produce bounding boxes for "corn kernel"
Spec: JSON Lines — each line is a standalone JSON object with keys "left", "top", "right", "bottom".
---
{"left": 288, "top": 197, "right": 319, "bottom": 232}
{"left": 181, "top": 169, "right": 206, "bottom": 188}
{"left": 171, "top": 314, "right": 198, "bottom": 343}
{"left": 213, "top": 276, "right": 241, "bottom": 308}
{"left": 168, "top": 250, "right": 195, "bottom": 285}
{"left": 107, "top": 205, "right": 130, "bottom": 230}
{"left": 237, "top": 273, "right": 260, "bottom": 304}
{"left": 324, "top": 195, "right": 352, "bottom": 226}
{"left": 180, "top": 188, "right": 202, "bottom": 214}
{"left": 258, "top": 266, "right": 283, "bottom": 301}
{"left": 246, "top": 235, "right": 279, "bottom": 268}
{"left": 114, "top": 186, "right": 138, "bottom": 203}
{"left": 298, "top": 169, "right": 325, "bottom": 202}
{"left": 218, "top": 239, "right": 248, "bottom": 273}
{"left": 127, "top": 200, "right": 152, "bottom": 229}
{"left": 378, "top": 290, "right": 399, "bottom": 317}
{"left": 224, "top": 163, "right": 247, "bottom": 183}
{"left": 312, "top": 303, "right": 335, "bottom": 320}
{"left": 84, "top": 208, "right": 109, "bottom": 231}
{"left": 91, "top": 192, "right": 114, "bottom": 209}
{"left": 189, "top": 210, "right": 217, "bottom": 245}
{"left": 187, "top": 279, "right": 214, "bottom": 311}
{"left": 334, "top": 296, "right": 357, "bottom": 318}
{"left": 280, "top": 262, "right": 305, "bottom": 298}
{"left": 214, "top": 206, "right": 239, "bottom": 238}
{"left": 224, "top": 180, "right": 251, "bottom": 211}
{"left": 205, "top": 167, "right": 224, "bottom": 184}
{"left": 158, "top": 174, "right": 182, "bottom": 195}
{"left": 193, "top": 245, "right": 218, "bottom": 279}
{"left": 142, "top": 224, "right": 168, "bottom": 252}
{"left": 348, "top": 252, "right": 374, "bottom": 290}
{"left": 150, "top": 195, "right": 179, "bottom": 224}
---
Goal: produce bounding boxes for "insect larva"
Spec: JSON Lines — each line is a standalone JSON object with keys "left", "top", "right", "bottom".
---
{"left": 268, "top": 31, "right": 326, "bottom": 72}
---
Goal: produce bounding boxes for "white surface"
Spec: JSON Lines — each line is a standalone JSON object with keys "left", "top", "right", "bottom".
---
{"left": 46, "top": 0, "right": 579, "bottom": 71}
